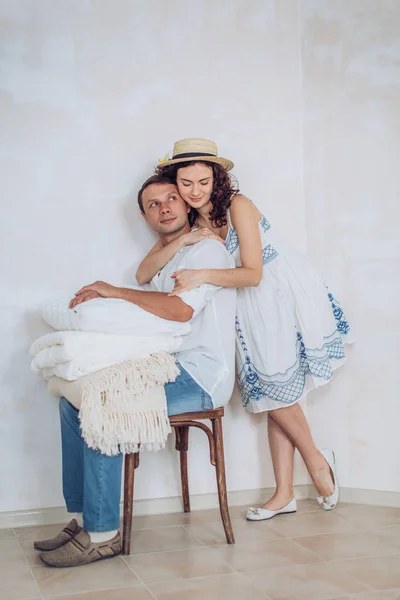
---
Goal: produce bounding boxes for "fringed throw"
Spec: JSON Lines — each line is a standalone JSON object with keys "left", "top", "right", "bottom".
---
{"left": 48, "top": 351, "right": 179, "bottom": 456}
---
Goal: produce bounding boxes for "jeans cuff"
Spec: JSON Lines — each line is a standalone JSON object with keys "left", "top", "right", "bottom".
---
{"left": 66, "top": 501, "right": 83, "bottom": 513}
{"left": 83, "top": 518, "right": 120, "bottom": 532}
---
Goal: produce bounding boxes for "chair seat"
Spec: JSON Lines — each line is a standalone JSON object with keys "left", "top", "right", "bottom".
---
{"left": 169, "top": 407, "right": 224, "bottom": 422}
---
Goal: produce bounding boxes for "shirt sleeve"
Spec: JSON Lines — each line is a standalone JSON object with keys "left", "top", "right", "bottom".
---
{"left": 177, "top": 240, "right": 235, "bottom": 315}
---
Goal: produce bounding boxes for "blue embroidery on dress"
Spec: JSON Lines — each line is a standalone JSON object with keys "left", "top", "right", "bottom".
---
{"left": 226, "top": 216, "right": 271, "bottom": 256}
{"left": 327, "top": 291, "right": 350, "bottom": 335}
{"left": 225, "top": 228, "right": 239, "bottom": 255}
{"left": 235, "top": 290, "right": 350, "bottom": 408}
{"left": 260, "top": 216, "right": 271, "bottom": 232}
{"left": 262, "top": 244, "right": 278, "bottom": 265}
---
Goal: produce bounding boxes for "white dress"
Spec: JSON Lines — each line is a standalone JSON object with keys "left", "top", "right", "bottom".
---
{"left": 226, "top": 210, "right": 351, "bottom": 413}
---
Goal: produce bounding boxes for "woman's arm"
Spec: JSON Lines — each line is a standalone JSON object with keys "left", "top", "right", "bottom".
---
{"left": 136, "top": 238, "right": 184, "bottom": 285}
{"left": 136, "top": 229, "right": 225, "bottom": 285}
{"left": 170, "top": 195, "right": 263, "bottom": 294}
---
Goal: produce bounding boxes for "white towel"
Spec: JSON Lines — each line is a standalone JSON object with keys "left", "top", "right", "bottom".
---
{"left": 42, "top": 296, "right": 191, "bottom": 336}
{"left": 31, "top": 330, "right": 183, "bottom": 381}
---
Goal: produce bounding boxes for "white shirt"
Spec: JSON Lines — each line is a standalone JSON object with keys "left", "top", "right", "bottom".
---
{"left": 150, "top": 239, "right": 236, "bottom": 408}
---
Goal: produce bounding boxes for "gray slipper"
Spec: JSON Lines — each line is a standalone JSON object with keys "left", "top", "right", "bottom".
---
{"left": 34, "top": 519, "right": 82, "bottom": 551}
{"left": 40, "top": 530, "right": 121, "bottom": 568}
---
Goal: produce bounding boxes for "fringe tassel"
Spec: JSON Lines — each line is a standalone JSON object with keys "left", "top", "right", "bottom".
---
{"left": 79, "top": 352, "right": 178, "bottom": 456}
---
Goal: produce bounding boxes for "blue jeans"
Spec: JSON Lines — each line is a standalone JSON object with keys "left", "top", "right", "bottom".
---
{"left": 59, "top": 365, "right": 212, "bottom": 531}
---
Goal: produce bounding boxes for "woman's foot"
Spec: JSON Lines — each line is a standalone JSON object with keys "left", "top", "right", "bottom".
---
{"left": 310, "top": 451, "right": 335, "bottom": 498}
{"left": 260, "top": 491, "right": 295, "bottom": 512}
{"left": 247, "top": 497, "right": 297, "bottom": 521}
{"left": 316, "top": 449, "right": 339, "bottom": 510}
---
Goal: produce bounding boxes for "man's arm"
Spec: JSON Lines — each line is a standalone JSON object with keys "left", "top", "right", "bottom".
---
{"left": 69, "top": 281, "right": 193, "bottom": 322}
{"left": 117, "top": 288, "right": 193, "bottom": 322}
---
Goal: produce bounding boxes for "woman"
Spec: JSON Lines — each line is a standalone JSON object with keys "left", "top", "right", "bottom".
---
{"left": 136, "top": 138, "right": 351, "bottom": 520}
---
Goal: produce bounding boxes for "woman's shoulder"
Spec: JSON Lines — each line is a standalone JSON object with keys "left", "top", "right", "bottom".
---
{"left": 229, "top": 194, "right": 262, "bottom": 224}
{"left": 230, "top": 193, "right": 251, "bottom": 206}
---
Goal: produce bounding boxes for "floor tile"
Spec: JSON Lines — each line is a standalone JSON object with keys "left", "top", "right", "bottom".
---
{"left": 130, "top": 525, "right": 204, "bottom": 554}
{"left": 335, "top": 554, "right": 400, "bottom": 591}
{"left": 129, "top": 506, "right": 247, "bottom": 530}
{"left": 130, "top": 512, "right": 201, "bottom": 530}
{"left": 0, "top": 537, "right": 28, "bottom": 569}
{"left": 334, "top": 504, "right": 400, "bottom": 528}
{"left": 295, "top": 499, "right": 321, "bottom": 513}
{"left": 0, "top": 564, "right": 41, "bottom": 600}
{"left": 223, "top": 504, "right": 254, "bottom": 520}
{"left": 373, "top": 525, "right": 400, "bottom": 547}
{"left": 0, "top": 527, "right": 16, "bottom": 540}
{"left": 185, "top": 517, "right": 282, "bottom": 546}
{"left": 246, "top": 561, "right": 370, "bottom": 600}
{"left": 32, "top": 557, "right": 141, "bottom": 597}
{"left": 215, "top": 537, "right": 322, "bottom": 572}
{"left": 149, "top": 572, "right": 267, "bottom": 599}
{"left": 14, "top": 523, "right": 65, "bottom": 543}
{"left": 124, "top": 546, "right": 233, "bottom": 583}
{"left": 266, "top": 510, "right": 359, "bottom": 538}
{"left": 46, "top": 586, "right": 155, "bottom": 599}
{"left": 4, "top": 505, "right": 400, "bottom": 600}
{"left": 294, "top": 528, "right": 400, "bottom": 561}
{"left": 330, "top": 594, "right": 395, "bottom": 600}
{"left": 18, "top": 539, "right": 43, "bottom": 567}
{"left": 184, "top": 505, "right": 250, "bottom": 523}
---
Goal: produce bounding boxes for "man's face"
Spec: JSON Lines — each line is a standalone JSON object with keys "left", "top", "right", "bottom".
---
{"left": 141, "top": 183, "right": 190, "bottom": 236}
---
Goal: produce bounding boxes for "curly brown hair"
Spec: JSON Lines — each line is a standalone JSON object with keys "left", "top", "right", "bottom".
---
{"left": 156, "top": 161, "right": 239, "bottom": 228}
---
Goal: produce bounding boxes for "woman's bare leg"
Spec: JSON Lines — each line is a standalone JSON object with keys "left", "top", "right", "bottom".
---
{"left": 269, "top": 403, "right": 334, "bottom": 498}
{"left": 262, "top": 415, "right": 295, "bottom": 510}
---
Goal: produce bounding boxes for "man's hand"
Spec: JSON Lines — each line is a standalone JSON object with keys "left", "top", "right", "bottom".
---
{"left": 69, "top": 290, "right": 102, "bottom": 309}
{"left": 69, "top": 281, "right": 120, "bottom": 309}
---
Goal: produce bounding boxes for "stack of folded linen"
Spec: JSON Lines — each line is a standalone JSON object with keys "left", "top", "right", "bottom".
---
{"left": 31, "top": 296, "right": 190, "bottom": 455}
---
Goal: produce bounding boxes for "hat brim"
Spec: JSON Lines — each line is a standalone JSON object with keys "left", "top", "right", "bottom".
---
{"left": 158, "top": 155, "right": 234, "bottom": 171}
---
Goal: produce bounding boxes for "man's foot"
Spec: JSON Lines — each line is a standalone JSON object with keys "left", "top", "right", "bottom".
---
{"left": 40, "top": 530, "right": 121, "bottom": 567}
{"left": 34, "top": 519, "right": 82, "bottom": 552}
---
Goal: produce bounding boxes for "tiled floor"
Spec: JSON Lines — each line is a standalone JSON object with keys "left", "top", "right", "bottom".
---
{"left": 1, "top": 501, "right": 400, "bottom": 599}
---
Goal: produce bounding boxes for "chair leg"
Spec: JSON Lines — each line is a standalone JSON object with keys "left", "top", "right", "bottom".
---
{"left": 122, "top": 452, "right": 139, "bottom": 555}
{"left": 177, "top": 426, "right": 190, "bottom": 513}
{"left": 212, "top": 417, "right": 235, "bottom": 544}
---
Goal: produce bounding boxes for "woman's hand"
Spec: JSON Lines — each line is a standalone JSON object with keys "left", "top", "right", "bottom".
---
{"left": 182, "top": 228, "right": 224, "bottom": 247}
{"left": 168, "top": 269, "right": 207, "bottom": 296}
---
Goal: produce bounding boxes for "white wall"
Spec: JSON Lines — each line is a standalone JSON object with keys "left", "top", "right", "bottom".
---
{"left": 0, "top": 0, "right": 306, "bottom": 513}
{"left": 1, "top": 0, "right": 398, "bottom": 515}
{"left": 301, "top": 0, "right": 400, "bottom": 493}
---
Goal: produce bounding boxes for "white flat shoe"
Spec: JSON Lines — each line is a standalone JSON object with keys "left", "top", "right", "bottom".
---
{"left": 246, "top": 498, "right": 297, "bottom": 521}
{"left": 317, "top": 449, "right": 339, "bottom": 510}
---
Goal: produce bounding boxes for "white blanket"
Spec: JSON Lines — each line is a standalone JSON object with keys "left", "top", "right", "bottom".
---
{"left": 32, "top": 295, "right": 186, "bottom": 454}
{"left": 42, "top": 296, "right": 191, "bottom": 336}
{"left": 31, "top": 330, "right": 183, "bottom": 381}
{"left": 32, "top": 296, "right": 190, "bottom": 381}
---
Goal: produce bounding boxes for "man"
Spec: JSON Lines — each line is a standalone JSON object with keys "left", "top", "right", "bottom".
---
{"left": 35, "top": 175, "right": 236, "bottom": 567}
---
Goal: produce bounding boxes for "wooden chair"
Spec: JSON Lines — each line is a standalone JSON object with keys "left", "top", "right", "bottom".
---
{"left": 122, "top": 406, "right": 235, "bottom": 554}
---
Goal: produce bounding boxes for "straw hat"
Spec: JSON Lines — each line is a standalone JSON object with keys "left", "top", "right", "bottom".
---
{"left": 157, "top": 138, "right": 234, "bottom": 171}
